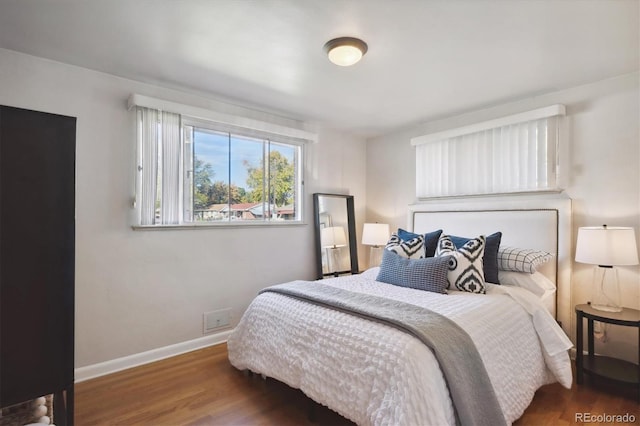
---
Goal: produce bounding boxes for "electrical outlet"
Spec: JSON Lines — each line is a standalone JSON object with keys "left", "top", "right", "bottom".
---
{"left": 203, "top": 309, "right": 231, "bottom": 334}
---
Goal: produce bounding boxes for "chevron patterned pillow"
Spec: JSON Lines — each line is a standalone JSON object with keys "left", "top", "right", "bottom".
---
{"left": 385, "top": 233, "right": 425, "bottom": 259}
{"left": 436, "top": 234, "right": 486, "bottom": 294}
{"left": 396, "top": 228, "right": 443, "bottom": 257}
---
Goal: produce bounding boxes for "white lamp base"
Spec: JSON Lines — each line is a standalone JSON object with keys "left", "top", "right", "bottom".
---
{"left": 368, "top": 246, "right": 383, "bottom": 268}
{"left": 590, "top": 304, "right": 622, "bottom": 313}
{"left": 590, "top": 266, "right": 622, "bottom": 312}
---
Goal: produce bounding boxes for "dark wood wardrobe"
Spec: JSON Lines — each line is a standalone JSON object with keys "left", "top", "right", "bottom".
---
{"left": 0, "top": 105, "right": 76, "bottom": 424}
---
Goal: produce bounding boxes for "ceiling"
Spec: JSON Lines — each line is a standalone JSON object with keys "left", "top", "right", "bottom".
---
{"left": 0, "top": 0, "right": 638, "bottom": 138}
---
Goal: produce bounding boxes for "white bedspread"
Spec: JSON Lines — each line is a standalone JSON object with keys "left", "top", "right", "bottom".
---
{"left": 227, "top": 269, "right": 573, "bottom": 426}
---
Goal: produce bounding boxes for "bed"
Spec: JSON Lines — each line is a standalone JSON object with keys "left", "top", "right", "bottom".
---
{"left": 228, "top": 198, "right": 574, "bottom": 425}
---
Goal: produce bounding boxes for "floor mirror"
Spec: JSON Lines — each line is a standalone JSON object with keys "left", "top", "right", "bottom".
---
{"left": 313, "top": 193, "right": 359, "bottom": 279}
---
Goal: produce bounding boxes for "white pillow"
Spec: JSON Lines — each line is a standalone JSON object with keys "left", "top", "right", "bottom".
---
{"left": 498, "top": 270, "right": 556, "bottom": 297}
{"left": 361, "top": 266, "right": 380, "bottom": 280}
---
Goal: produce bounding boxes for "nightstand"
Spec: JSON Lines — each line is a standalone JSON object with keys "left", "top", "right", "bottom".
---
{"left": 575, "top": 304, "right": 639, "bottom": 400}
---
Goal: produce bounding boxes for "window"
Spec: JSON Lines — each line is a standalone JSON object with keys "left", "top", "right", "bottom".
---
{"left": 134, "top": 105, "right": 305, "bottom": 227}
{"left": 411, "top": 105, "right": 565, "bottom": 199}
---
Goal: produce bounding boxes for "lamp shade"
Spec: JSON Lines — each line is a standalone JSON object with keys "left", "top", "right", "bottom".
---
{"left": 321, "top": 226, "right": 347, "bottom": 249}
{"left": 575, "top": 226, "right": 639, "bottom": 266}
{"left": 362, "top": 223, "right": 390, "bottom": 246}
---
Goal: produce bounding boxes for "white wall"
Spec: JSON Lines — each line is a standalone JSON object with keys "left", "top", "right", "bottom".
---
{"left": 367, "top": 73, "right": 640, "bottom": 363}
{"left": 0, "top": 48, "right": 367, "bottom": 368}
{"left": 1, "top": 44, "right": 636, "bottom": 367}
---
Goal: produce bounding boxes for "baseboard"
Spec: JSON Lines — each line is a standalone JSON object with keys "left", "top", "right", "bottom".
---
{"left": 74, "top": 329, "right": 235, "bottom": 383}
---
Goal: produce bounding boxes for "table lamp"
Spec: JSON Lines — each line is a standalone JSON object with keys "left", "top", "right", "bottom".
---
{"left": 575, "top": 225, "right": 639, "bottom": 312}
{"left": 362, "top": 223, "right": 390, "bottom": 268}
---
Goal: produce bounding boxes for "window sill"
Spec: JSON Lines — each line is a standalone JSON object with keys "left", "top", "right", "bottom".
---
{"left": 132, "top": 221, "right": 307, "bottom": 230}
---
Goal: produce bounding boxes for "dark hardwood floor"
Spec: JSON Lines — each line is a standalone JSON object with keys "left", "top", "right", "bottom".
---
{"left": 75, "top": 343, "right": 638, "bottom": 425}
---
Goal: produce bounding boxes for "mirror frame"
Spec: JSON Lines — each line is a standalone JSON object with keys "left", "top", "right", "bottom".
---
{"left": 313, "top": 193, "right": 359, "bottom": 279}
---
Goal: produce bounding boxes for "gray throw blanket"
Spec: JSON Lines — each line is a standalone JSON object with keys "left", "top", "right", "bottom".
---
{"left": 261, "top": 280, "right": 507, "bottom": 426}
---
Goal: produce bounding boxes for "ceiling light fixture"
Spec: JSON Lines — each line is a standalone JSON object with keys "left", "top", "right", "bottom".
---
{"left": 323, "top": 37, "right": 368, "bottom": 67}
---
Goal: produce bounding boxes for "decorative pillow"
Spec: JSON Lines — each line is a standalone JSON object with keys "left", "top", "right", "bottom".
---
{"left": 497, "top": 246, "right": 553, "bottom": 273}
{"left": 376, "top": 249, "right": 450, "bottom": 294}
{"left": 498, "top": 270, "right": 556, "bottom": 298}
{"left": 436, "top": 235, "right": 486, "bottom": 293}
{"left": 385, "top": 233, "right": 425, "bottom": 259}
{"left": 397, "top": 228, "right": 443, "bottom": 257}
{"left": 449, "top": 232, "right": 502, "bottom": 284}
{"left": 360, "top": 266, "right": 381, "bottom": 280}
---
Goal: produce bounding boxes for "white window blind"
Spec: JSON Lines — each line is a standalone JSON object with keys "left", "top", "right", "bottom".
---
{"left": 138, "top": 108, "right": 160, "bottom": 225}
{"left": 136, "top": 109, "right": 182, "bottom": 225}
{"left": 412, "top": 105, "right": 565, "bottom": 199}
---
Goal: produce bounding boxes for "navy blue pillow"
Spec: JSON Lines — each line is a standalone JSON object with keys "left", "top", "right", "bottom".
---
{"left": 376, "top": 249, "right": 450, "bottom": 294}
{"left": 397, "top": 228, "right": 443, "bottom": 257}
{"left": 449, "top": 232, "right": 502, "bottom": 284}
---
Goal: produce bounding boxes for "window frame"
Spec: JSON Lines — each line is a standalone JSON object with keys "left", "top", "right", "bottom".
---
{"left": 132, "top": 107, "right": 307, "bottom": 230}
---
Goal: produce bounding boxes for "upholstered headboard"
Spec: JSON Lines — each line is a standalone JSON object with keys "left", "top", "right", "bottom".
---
{"left": 407, "top": 196, "right": 572, "bottom": 334}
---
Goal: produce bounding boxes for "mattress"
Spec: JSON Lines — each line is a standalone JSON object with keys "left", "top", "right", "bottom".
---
{"left": 227, "top": 269, "right": 572, "bottom": 425}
